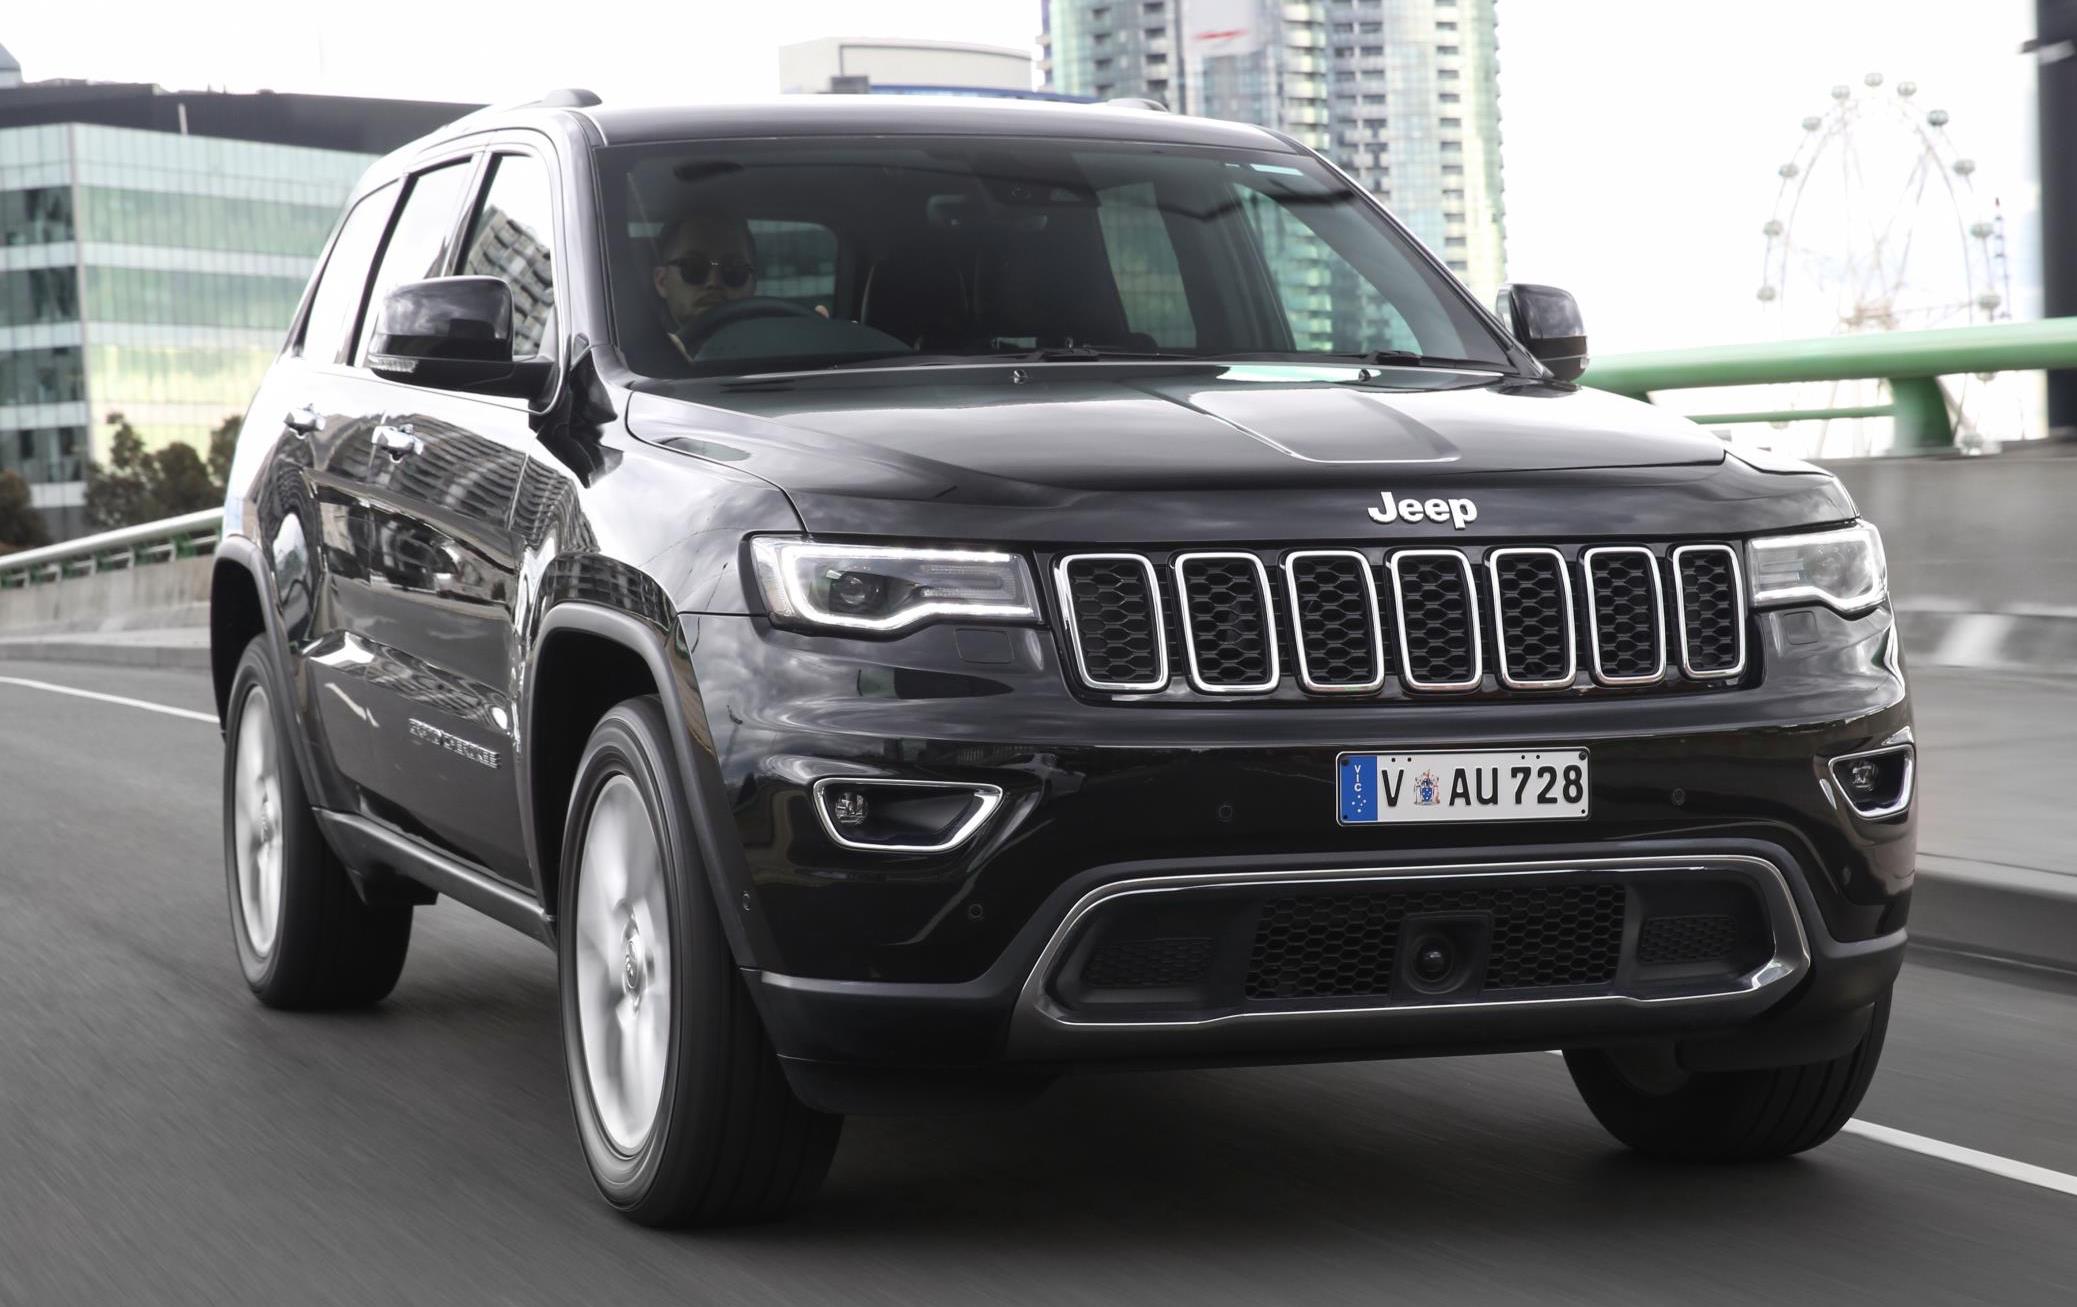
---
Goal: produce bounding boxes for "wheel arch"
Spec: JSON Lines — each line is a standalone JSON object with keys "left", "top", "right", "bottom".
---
{"left": 522, "top": 601, "right": 767, "bottom": 967}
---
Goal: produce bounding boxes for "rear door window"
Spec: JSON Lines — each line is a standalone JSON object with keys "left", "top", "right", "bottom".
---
{"left": 353, "top": 160, "right": 476, "bottom": 366}
{"left": 1094, "top": 181, "right": 1195, "bottom": 349}
{"left": 298, "top": 183, "right": 397, "bottom": 365}
{"left": 748, "top": 220, "right": 837, "bottom": 313}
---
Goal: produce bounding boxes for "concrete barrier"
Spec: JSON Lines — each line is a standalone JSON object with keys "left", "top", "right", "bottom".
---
{"left": 0, "top": 555, "right": 212, "bottom": 635}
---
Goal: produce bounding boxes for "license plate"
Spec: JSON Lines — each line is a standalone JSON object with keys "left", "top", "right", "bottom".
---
{"left": 1337, "top": 749, "right": 1590, "bottom": 824}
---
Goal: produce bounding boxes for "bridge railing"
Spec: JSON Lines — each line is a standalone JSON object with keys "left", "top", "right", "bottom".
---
{"left": 0, "top": 508, "right": 224, "bottom": 591}
{"left": 1580, "top": 317, "right": 2077, "bottom": 451}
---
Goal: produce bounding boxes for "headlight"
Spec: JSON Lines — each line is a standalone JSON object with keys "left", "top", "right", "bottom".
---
{"left": 1746, "top": 522, "right": 1887, "bottom": 613}
{"left": 749, "top": 537, "right": 1041, "bottom": 634}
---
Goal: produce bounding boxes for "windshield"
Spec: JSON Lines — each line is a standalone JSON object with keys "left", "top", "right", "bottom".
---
{"left": 599, "top": 135, "right": 1517, "bottom": 380}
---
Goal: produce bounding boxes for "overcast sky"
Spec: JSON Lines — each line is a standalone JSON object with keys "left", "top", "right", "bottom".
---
{"left": 3, "top": 0, "right": 2045, "bottom": 353}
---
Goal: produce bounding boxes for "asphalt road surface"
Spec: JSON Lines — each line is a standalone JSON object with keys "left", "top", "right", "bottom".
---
{"left": 2, "top": 660, "right": 2074, "bottom": 1305}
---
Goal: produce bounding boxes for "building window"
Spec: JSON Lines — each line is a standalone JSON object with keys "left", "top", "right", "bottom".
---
{"left": 1437, "top": 20, "right": 1457, "bottom": 31}
{"left": 1443, "top": 189, "right": 1465, "bottom": 202}
{"left": 1443, "top": 163, "right": 1465, "bottom": 176}
{"left": 1445, "top": 236, "right": 1467, "bottom": 248}
{"left": 1359, "top": 45, "right": 1383, "bottom": 56}
{"left": 1438, "top": 45, "right": 1459, "bottom": 55}
{"left": 1440, "top": 117, "right": 1462, "bottom": 128}
{"left": 1447, "top": 259, "right": 1468, "bottom": 273}
{"left": 1147, "top": 52, "right": 1167, "bottom": 65}
{"left": 1438, "top": 68, "right": 1460, "bottom": 80}
{"left": 1439, "top": 92, "right": 1461, "bottom": 104}
{"left": 1095, "top": 56, "right": 1114, "bottom": 70}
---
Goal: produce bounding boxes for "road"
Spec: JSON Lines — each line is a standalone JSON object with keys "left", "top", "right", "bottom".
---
{"left": 2, "top": 660, "right": 2074, "bottom": 1305}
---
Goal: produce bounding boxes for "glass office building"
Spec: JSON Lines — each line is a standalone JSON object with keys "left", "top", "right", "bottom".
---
{"left": 0, "top": 79, "right": 470, "bottom": 539}
{"left": 1041, "top": 0, "right": 1506, "bottom": 308}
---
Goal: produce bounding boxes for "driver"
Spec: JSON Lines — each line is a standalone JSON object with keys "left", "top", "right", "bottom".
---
{"left": 651, "top": 212, "right": 759, "bottom": 362}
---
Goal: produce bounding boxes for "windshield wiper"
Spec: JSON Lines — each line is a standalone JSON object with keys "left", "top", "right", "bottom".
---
{"left": 813, "top": 345, "right": 1205, "bottom": 372}
{"left": 1204, "top": 349, "right": 1511, "bottom": 372}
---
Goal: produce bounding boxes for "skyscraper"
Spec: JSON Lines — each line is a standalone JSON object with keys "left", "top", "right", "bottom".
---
{"left": 1040, "top": 0, "right": 1504, "bottom": 295}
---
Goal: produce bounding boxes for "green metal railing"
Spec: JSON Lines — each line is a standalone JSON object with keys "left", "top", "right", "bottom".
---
{"left": 0, "top": 509, "right": 223, "bottom": 590}
{"left": 1580, "top": 317, "right": 2077, "bottom": 451}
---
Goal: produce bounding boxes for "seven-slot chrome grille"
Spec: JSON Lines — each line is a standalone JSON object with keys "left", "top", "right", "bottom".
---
{"left": 1054, "top": 542, "right": 1750, "bottom": 699}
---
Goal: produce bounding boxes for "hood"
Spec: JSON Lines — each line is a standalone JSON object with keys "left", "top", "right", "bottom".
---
{"left": 625, "top": 363, "right": 1852, "bottom": 542}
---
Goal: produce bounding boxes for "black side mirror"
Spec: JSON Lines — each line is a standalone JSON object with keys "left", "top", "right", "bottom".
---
{"left": 1494, "top": 283, "right": 1588, "bottom": 382}
{"left": 368, "top": 276, "right": 553, "bottom": 401}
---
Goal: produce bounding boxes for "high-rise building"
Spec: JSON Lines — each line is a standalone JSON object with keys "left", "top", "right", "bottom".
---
{"left": 1039, "top": 0, "right": 1504, "bottom": 295}
{"left": 0, "top": 62, "right": 472, "bottom": 538}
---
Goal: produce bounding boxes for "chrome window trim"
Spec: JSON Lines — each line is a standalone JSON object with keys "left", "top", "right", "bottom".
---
{"left": 1054, "top": 552, "right": 1169, "bottom": 693}
{"left": 1581, "top": 545, "right": 1667, "bottom": 686}
{"left": 1387, "top": 547, "right": 1484, "bottom": 692}
{"left": 1171, "top": 551, "right": 1281, "bottom": 695}
{"left": 1282, "top": 548, "right": 1387, "bottom": 693}
{"left": 1826, "top": 743, "right": 1915, "bottom": 821}
{"left": 1484, "top": 545, "right": 1577, "bottom": 690}
{"left": 1671, "top": 543, "right": 1748, "bottom": 679}
{"left": 810, "top": 776, "right": 1006, "bottom": 854}
{"left": 1010, "top": 854, "right": 1810, "bottom": 1033}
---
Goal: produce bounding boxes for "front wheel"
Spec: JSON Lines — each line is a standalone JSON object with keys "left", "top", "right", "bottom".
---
{"left": 557, "top": 696, "right": 840, "bottom": 1226}
{"left": 1564, "top": 993, "right": 1891, "bottom": 1162}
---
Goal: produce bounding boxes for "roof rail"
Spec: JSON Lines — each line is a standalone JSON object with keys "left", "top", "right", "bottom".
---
{"left": 538, "top": 88, "right": 602, "bottom": 108}
{"left": 1103, "top": 96, "right": 1169, "bottom": 112}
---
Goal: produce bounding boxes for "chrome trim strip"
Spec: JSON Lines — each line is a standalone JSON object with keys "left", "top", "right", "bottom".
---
{"left": 1671, "top": 543, "right": 1748, "bottom": 680}
{"left": 1387, "top": 548, "right": 1483, "bottom": 692}
{"left": 1484, "top": 546, "right": 1578, "bottom": 690}
{"left": 810, "top": 777, "right": 1006, "bottom": 854}
{"left": 1014, "top": 854, "right": 1809, "bottom": 1033}
{"left": 1172, "top": 551, "right": 1281, "bottom": 694}
{"left": 1581, "top": 545, "right": 1667, "bottom": 686}
{"left": 313, "top": 811, "right": 550, "bottom": 942}
{"left": 1282, "top": 548, "right": 1388, "bottom": 694}
{"left": 1826, "top": 744, "right": 1915, "bottom": 820}
{"left": 1053, "top": 552, "right": 1169, "bottom": 693}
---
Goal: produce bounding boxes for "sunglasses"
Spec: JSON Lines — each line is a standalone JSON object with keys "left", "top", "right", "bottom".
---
{"left": 666, "top": 252, "right": 755, "bottom": 289}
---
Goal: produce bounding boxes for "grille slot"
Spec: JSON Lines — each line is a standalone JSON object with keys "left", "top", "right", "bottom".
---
{"left": 1388, "top": 549, "right": 1482, "bottom": 691}
{"left": 1637, "top": 914, "right": 1740, "bottom": 966}
{"left": 1486, "top": 547, "right": 1577, "bottom": 689}
{"left": 1080, "top": 936, "right": 1215, "bottom": 989}
{"left": 1283, "top": 549, "right": 1387, "bottom": 692}
{"left": 1173, "top": 552, "right": 1279, "bottom": 693}
{"left": 1245, "top": 882, "right": 1628, "bottom": 1000}
{"left": 1673, "top": 544, "right": 1746, "bottom": 678}
{"left": 1583, "top": 546, "right": 1666, "bottom": 684}
{"left": 1057, "top": 554, "right": 1167, "bottom": 692}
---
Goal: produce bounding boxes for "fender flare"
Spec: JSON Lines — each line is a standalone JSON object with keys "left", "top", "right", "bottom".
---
{"left": 521, "top": 601, "right": 771, "bottom": 967}
{"left": 211, "top": 534, "right": 343, "bottom": 815}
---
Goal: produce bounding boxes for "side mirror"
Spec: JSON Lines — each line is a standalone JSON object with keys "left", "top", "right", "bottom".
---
{"left": 1494, "top": 283, "right": 1588, "bottom": 382}
{"left": 367, "top": 276, "right": 553, "bottom": 401}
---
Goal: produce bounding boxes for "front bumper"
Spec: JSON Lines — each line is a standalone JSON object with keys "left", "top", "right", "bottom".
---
{"left": 676, "top": 604, "right": 1914, "bottom": 1090}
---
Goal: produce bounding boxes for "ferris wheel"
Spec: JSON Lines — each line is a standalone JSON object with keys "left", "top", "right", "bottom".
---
{"left": 1753, "top": 73, "right": 2017, "bottom": 455}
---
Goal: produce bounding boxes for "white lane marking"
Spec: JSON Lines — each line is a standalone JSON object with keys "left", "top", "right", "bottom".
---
{"left": 0, "top": 675, "right": 217, "bottom": 725}
{"left": 1931, "top": 611, "right": 2014, "bottom": 667}
{"left": 1543, "top": 1051, "right": 2077, "bottom": 1198}
{"left": 1841, "top": 1120, "right": 2077, "bottom": 1198}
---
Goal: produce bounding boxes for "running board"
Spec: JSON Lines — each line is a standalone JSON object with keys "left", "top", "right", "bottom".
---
{"left": 315, "top": 811, "right": 553, "bottom": 945}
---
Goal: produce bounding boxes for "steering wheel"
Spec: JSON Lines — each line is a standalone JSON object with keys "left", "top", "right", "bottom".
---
{"left": 674, "top": 296, "right": 821, "bottom": 357}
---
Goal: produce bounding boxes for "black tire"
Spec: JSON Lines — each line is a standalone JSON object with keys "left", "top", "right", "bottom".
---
{"left": 557, "top": 696, "right": 840, "bottom": 1226}
{"left": 1564, "top": 994, "right": 1891, "bottom": 1162}
{"left": 223, "top": 636, "right": 412, "bottom": 1008}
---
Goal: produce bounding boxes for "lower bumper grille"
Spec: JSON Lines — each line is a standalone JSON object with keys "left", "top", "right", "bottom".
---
{"left": 1246, "top": 883, "right": 1626, "bottom": 1000}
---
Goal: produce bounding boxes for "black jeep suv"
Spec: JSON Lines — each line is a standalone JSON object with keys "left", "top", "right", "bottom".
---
{"left": 211, "top": 94, "right": 1913, "bottom": 1226}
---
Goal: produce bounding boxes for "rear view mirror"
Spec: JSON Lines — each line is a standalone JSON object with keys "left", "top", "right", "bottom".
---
{"left": 1494, "top": 283, "right": 1588, "bottom": 382}
{"left": 368, "top": 276, "right": 552, "bottom": 400}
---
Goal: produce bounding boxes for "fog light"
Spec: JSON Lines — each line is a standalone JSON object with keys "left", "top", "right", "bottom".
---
{"left": 828, "top": 789, "right": 870, "bottom": 826}
{"left": 1828, "top": 745, "right": 1913, "bottom": 819}
{"left": 810, "top": 777, "right": 1005, "bottom": 853}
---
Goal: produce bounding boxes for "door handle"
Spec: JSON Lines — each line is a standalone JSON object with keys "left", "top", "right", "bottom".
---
{"left": 373, "top": 423, "right": 424, "bottom": 459}
{"left": 284, "top": 405, "right": 322, "bottom": 434}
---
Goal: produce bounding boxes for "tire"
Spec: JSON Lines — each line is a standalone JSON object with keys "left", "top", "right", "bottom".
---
{"left": 223, "top": 636, "right": 413, "bottom": 1008}
{"left": 557, "top": 696, "right": 840, "bottom": 1226}
{"left": 1564, "top": 993, "right": 1891, "bottom": 1162}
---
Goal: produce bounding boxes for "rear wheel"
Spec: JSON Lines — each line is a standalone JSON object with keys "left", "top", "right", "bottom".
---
{"left": 223, "top": 636, "right": 412, "bottom": 1008}
{"left": 1564, "top": 994, "right": 1891, "bottom": 1161}
{"left": 557, "top": 696, "right": 840, "bottom": 1226}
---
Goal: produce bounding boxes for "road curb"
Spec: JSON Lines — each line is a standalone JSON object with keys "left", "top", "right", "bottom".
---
{"left": 0, "top": 636, "right": 211, "bottom": 671}
{"left": 1911, "top": 856, "right": 2077, "bottom": 974}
